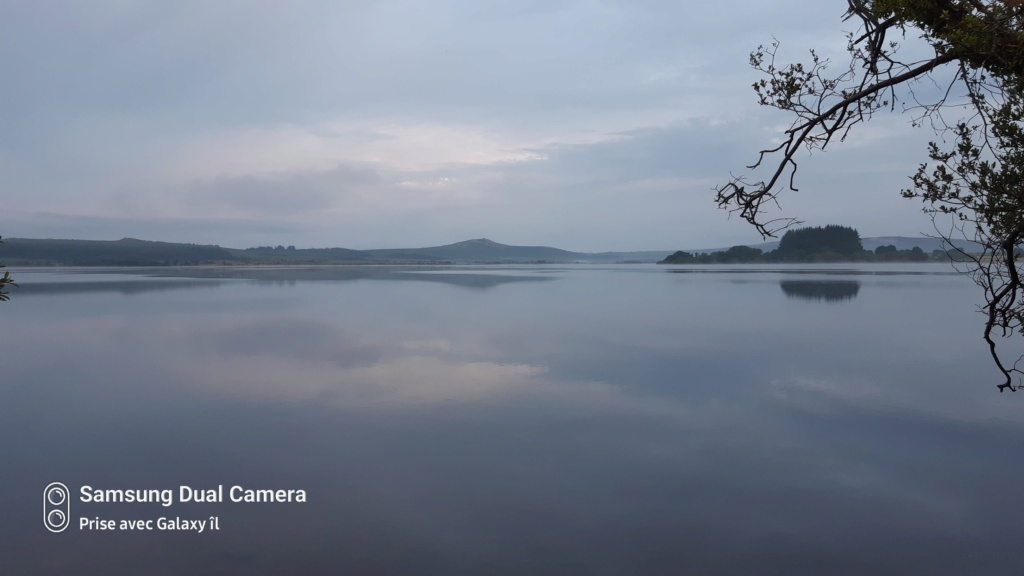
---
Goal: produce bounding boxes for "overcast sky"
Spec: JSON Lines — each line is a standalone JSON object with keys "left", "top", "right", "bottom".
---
{"left": 0, "top": 1, "right": 953, "bottom": 251}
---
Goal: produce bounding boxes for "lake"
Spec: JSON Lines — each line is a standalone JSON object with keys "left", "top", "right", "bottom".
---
{"left": 3, "top": 263, "right": 1023, "bottom": 575}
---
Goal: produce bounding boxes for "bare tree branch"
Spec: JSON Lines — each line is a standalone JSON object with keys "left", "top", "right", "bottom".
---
{"left": 719, "top": 0, "right": 1024, "bottom": 391}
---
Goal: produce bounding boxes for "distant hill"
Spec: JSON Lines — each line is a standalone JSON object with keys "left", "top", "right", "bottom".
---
{"left": 366, "top": 238, "right": 581, "bottom": 262}
{"left": 1, "top": 234, "right": 978, "bottom": 267}
{"left": 366, "top": 239, "right": 684, "bottom": 263}
{"left": 0, "top": 237, "right": 673, "bottom": 265}
{"left": 1, "top": 238, "right": 237, "bottom": 266}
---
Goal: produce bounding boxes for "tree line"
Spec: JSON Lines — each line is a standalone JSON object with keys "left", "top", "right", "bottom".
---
{"left": 660, "top": 225, "right": 955, "bottom": 263}
{"left": 0, "top": 236, "right": 14, "bottom": 301}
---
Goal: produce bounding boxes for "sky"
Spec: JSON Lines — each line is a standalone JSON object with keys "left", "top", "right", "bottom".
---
{"left": 0, "top": 1, "right": 956, "bottom": 251}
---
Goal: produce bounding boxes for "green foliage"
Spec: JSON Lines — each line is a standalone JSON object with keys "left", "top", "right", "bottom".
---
{"left": 721, "top": 245, "right": 764, "bottom": 262}
{"left": 237, "top": 245, "right": 368, "bottom": 263}
{"left": 0, "top": 238, "right": 235, "bottom": 266}
{"left": 718, "top": 0, "right": 1024, "bottom": 390}
{"left": 660, "top": 225, "right": 941, "bottom": 264}
{"left": 869, "top": 0, "right": 1024, "bottom": 86}
{"left": 0, "top": 236, "right": 16, "bottom": 301}
{"left": 778, "top": 225, "right": 863, "bottom": 256}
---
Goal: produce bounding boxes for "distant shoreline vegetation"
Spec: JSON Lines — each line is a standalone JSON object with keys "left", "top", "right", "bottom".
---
{"left": 659, "top": 225, "right": 968, "bottom": 264}
{"left": 0, "top": 230, "right": 974, "bottom": 267}
{"left": 0, "top": 237, "right": 661, "bottom": 266}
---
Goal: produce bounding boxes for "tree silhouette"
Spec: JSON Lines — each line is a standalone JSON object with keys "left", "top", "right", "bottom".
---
{"left": 717, "top": 0, "right": 1024, "bottom": 391}
{"left": 0, "top": 236, "right": 16, "bottom": 301}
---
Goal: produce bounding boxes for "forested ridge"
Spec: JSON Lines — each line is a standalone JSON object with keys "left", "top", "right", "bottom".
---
{"left": 0, "top": 238, "right": 241, "bottom": 266}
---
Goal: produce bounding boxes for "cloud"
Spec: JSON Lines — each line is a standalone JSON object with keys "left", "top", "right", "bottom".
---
{"left": 0, "top": 210, "right": 302, "bottom": 245}
{"left": 181, "top": 163, "right": 382, "bottom": 218}
{"left": 0, "top": 0, "right": 943, "bottom": 249}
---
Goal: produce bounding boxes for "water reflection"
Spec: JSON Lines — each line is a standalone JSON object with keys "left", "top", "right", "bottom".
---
{"left": 780, "top": 279, "right": 861, "bottom": 302}
{"left": 10, "top": 266, "right": 557, "bottom": 296}
{"left": 14, "top": 279, "right": 220, "bottom": 297}
{"left": 143, "top": 265, "right": 558, "bottom": 290}
{"left": 2, "top": 264, "right": 1022, "bottom": 575}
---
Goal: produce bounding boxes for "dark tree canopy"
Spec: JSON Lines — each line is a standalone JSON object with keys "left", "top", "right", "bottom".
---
{"left": 660, "top": 224, "right": 940, "bottom": 263}
{"left": 777, "top": 225, "right": 864, "bottom": 256}
{"left": 717, "top": 0, "right": 1024, "bottom": 391}
{"left": 0, "top": 236, "right": 15, "bottom": 302}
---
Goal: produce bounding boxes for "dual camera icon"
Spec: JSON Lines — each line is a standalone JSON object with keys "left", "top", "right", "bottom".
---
{"left": 43, "top": 482, "right": 70, "bottom": 533}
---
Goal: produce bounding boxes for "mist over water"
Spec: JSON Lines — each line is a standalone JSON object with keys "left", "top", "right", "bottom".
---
{"left": 3, "top": 264, "right": 1023, "bottom": 575}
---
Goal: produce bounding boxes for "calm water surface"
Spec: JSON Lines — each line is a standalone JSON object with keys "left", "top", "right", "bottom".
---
{"left": 2, "top": 264, "right": 1023, "bottom": 575}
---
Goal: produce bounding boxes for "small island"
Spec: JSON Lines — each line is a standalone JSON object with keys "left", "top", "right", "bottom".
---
{"left": 659, "top": 225, "right": 965, "bottom": 264}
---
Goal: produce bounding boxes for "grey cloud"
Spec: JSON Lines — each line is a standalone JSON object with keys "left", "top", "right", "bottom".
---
{"left": 185, "top": 163, "right": 382, "bottom": 217}
{"left": 363, "top": 117, "right": 934, "bottom": 250}
{"left": 324, "top": 119, "right": 780, "bottom": 250}
{"left": 524, "top": 121, "right": 753, "bottom": 183}
{"left": 0, "top": 1, "right": 842, "bottom": 138}
{"left": 0, "top": 211, "right": 302, "bottom": 247}
{"left": 189, "top": 175, "right": 334, "bottom": 215}
{"left": 1, "top": 111, "right": 936, "bottom": 252}
{"left": 0, "top": 1, "right": 938, "bottom": 250}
